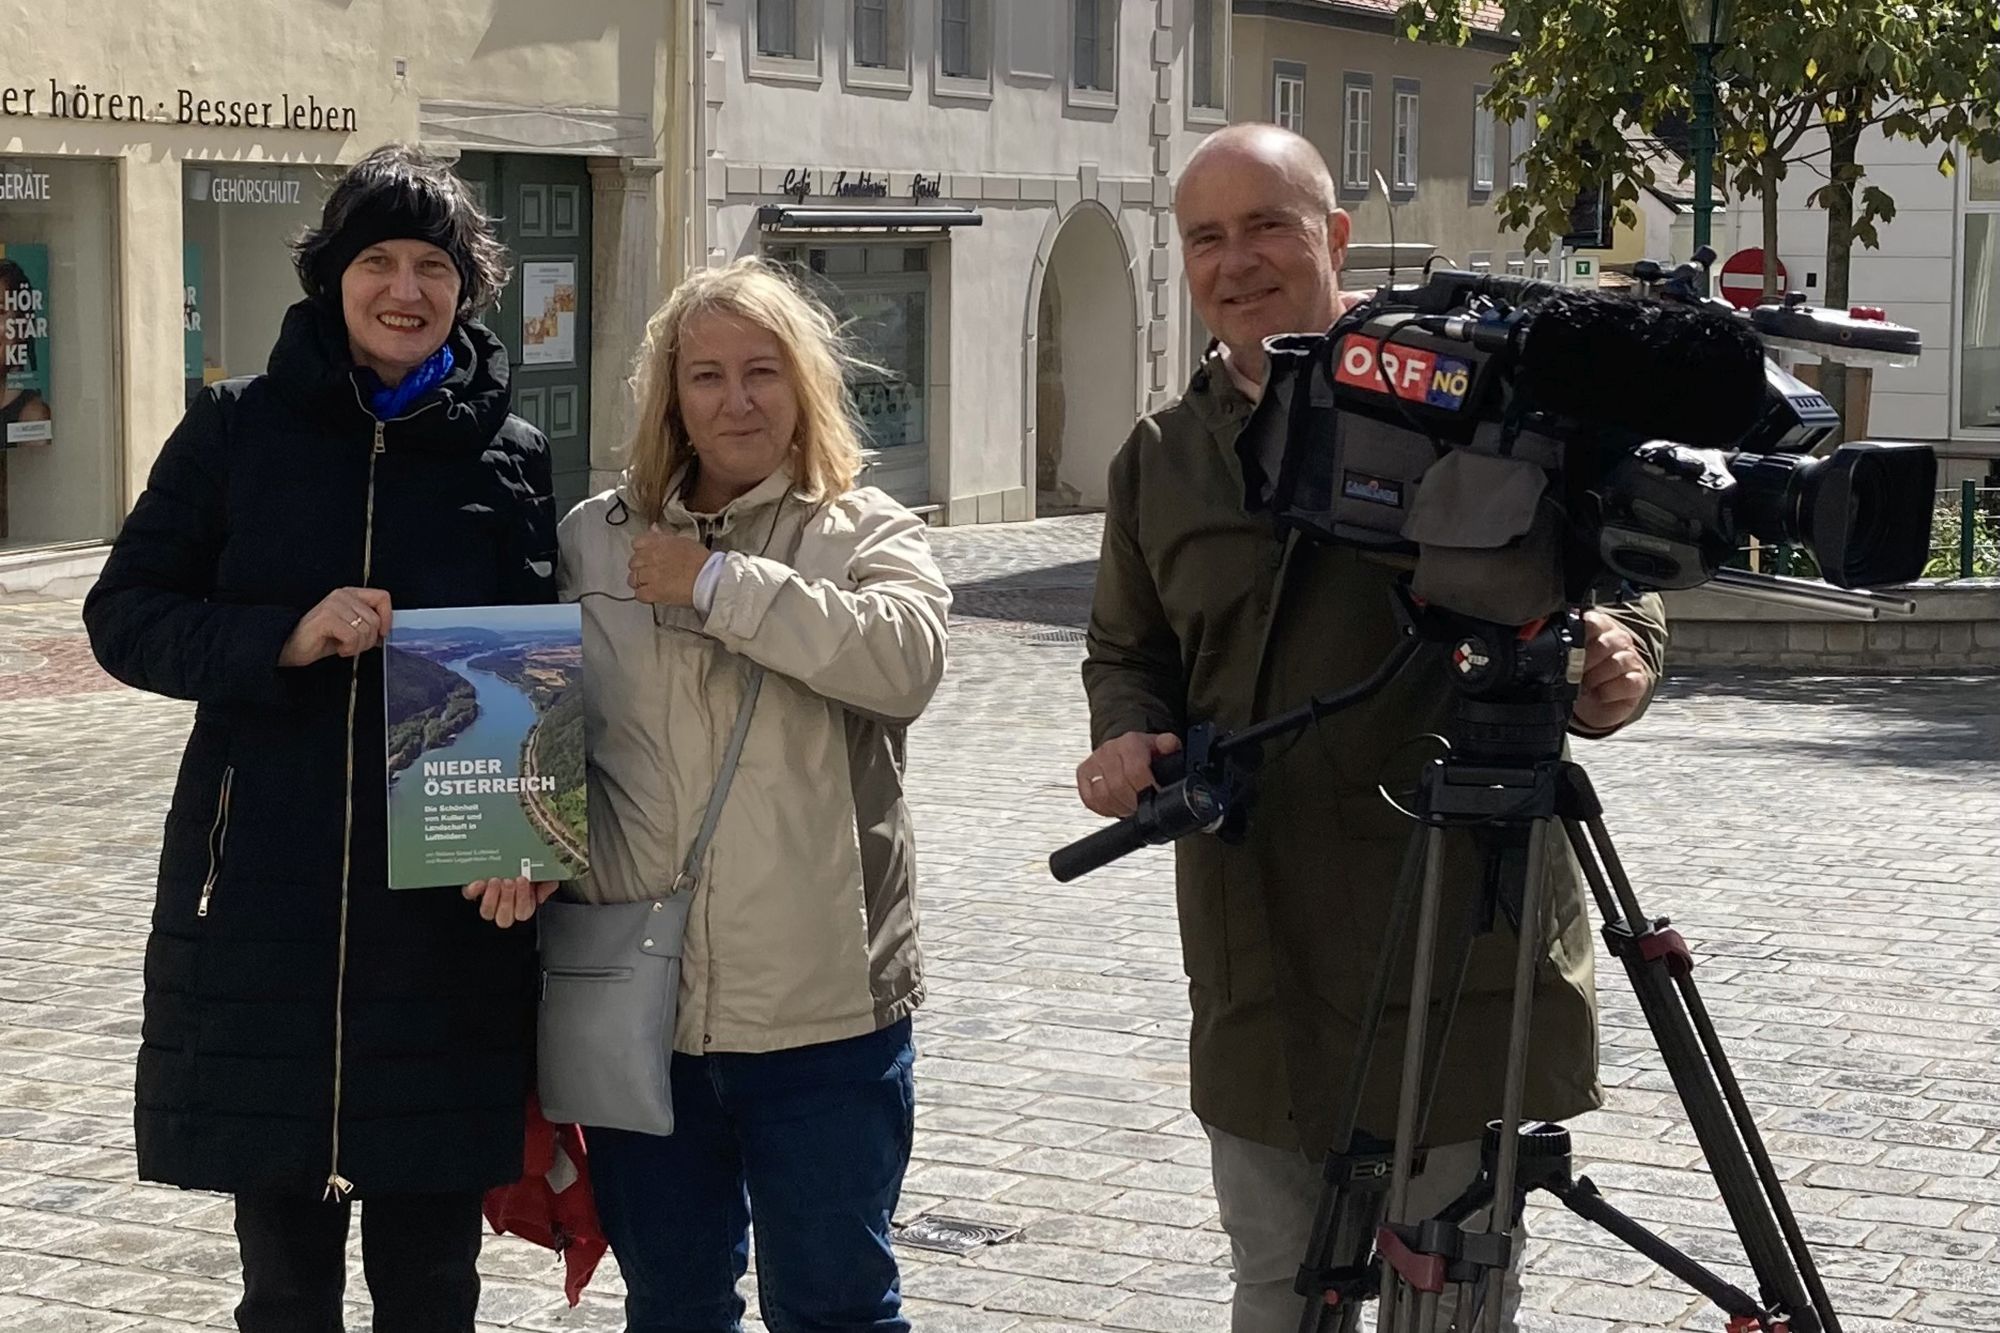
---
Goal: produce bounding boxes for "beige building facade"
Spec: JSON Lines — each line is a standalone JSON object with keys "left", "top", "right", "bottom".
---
{"left": 0, "top": 0, "right": 681, "bottom": 594}
{"left": 692, "top": 0, "right": 1221, "bottom": 519}
{"left": 1231, "top": 0, "right": 1536, "bottom": 284}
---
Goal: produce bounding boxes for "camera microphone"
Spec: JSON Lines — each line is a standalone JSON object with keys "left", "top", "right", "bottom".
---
{"left": 1419, "top": 291, "right": 1769, "bottom": 447}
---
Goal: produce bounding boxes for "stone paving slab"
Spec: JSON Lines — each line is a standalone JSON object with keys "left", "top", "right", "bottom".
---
{"left": 0, "top": 516, "right": 1996, "bottom": 1330}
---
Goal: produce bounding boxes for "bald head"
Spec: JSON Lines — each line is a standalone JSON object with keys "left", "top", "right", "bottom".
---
{"left": 1181, "top": 124, "right": 1339, "bottom": 215}
{"left": 1175, "top": 125, "right": 1350, "bottom": 383}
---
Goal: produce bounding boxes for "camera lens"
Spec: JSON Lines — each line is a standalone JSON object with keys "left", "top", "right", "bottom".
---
{"left": 1726, "top": 443, "right": 1936, "bottom": 588}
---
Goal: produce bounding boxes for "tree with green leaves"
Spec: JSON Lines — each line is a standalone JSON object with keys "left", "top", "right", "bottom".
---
{"left": 1399, "top": 0, "right": 1999, "bottom": 434}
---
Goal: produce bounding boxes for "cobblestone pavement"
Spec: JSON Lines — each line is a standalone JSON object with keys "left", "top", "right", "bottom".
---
{"left": 1, "top": 515, "right": 1997, "bottom": 1332}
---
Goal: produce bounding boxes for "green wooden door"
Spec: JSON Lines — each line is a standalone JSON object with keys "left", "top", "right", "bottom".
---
{"left": 455, "top": 152, "right": 593, "bottom": 518}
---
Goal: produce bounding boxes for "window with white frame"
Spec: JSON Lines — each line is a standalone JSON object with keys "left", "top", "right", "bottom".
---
{"left": 1962, "top": 150, "right": 2000, "bottom": 431}
{"left": 938, "top": 0, "right": 991, "bottom": 85}
{"left": 1273, "top": 61, "right": 1305, "bottom": 134}
{"left": 1191, "top": 0, "right": 1228, "bottom": 115}
{"left": 1472, "top": 87, "right": 1496, "bottom": 193}
{"left": 1511, "top": 102, "right": 1536, "bottom": 188}
{"left": 752, "top": 0, "right": 821, "bottom": 77}
{"left": 1342, "top": 74, "right": 1372, "bottom": 192}
{"left": 759, "top": 0, "right": 804, "bottom": 56}
{"left": 853, "top": 0, "right": 907, "bottom": 70}
{"left": 1392, "top": 80, "right": 1420, "bottom": 190}
{"left": 1072, "top": 0, "right": 1117, "bottom": 96}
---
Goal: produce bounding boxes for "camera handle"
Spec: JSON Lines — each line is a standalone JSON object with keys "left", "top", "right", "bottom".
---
{"left": 1048, "top": 635, "right": 1424, "bottom": 883}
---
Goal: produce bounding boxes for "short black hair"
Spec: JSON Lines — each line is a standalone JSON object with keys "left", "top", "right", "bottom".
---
{"left": 291, "top": 144, "right": 510, "bottom": 317}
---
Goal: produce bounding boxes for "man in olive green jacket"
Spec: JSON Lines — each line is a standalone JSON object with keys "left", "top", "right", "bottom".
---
{"left": 1076, "top": 126, "right": 1668, "bottom": 1333}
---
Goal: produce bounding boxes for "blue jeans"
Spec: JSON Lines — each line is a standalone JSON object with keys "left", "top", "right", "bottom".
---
{"left": 588, "top": 1018, "right": 916, "bottom": 1333}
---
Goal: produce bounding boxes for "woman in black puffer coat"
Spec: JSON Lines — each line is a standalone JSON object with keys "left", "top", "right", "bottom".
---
{"left": 84, "top": 144, "right": 552, "bottom": 1333}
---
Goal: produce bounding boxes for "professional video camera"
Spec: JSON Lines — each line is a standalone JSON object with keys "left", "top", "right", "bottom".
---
{"left": 1234, "top": 259, "right": 1936, "bottom": 629}
{"left": 1051, "top": 253, "right": 1932, "bottom": 1333}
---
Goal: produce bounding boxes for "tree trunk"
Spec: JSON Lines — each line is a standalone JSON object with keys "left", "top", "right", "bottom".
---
{"left": 1760, "top": 153, "right": 1783, "bottom": 299}
{"left": 1819, "top": 105, "right": 1865, "bottom": 447}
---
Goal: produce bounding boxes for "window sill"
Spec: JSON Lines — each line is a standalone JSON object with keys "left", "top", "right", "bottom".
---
{"left": 846, "top": 64, "right": 914, "bottom": 94}
{"left": 749, "top": 55, "right": 824, "bottom": 85}
{"left": 933, "top": 73, "right": 995, "bottom": 102}
{"left": 1188, "top": 103, "right": 1228, "bottom": 127}
{"left": 1067, "top": 86, "right": 1118, "bottom": 112}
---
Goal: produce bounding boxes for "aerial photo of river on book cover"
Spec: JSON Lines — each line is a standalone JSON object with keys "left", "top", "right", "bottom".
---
{"left": 382, "top": 605, "right": 588, "bottom": 889}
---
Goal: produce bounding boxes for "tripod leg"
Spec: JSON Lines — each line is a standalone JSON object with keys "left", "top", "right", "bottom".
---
{"left": 1298, "top": 833, "right": 1431, "bottom": 1333}
{"left": 1477, "top": 816, "right": 1551, "bottom": 1333}
{"left": 1415, "top": 888, "right": 1489, "bottom": 1148}
{"left": 1565, "top": 814, "right": 1835, "bottom": 1333}
{"left": 1379, "top": 824, "right": 1450, "bottom": 1330}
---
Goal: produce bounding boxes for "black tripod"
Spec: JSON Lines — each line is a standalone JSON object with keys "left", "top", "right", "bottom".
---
{"left": 1048, "top": 598, "right": 1845, "bottom": 1333}
{"left": 1290, "top": 619, "right": 1841, "bottom": 1333}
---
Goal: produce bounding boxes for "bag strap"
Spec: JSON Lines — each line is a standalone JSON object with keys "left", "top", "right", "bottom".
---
{"left": 671, "top": 663, "right": 764, "bottom": 898}
{"left": 667, "top": 493, "right": 819, "bottom": 899}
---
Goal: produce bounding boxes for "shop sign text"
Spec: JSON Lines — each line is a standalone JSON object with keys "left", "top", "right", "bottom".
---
{"left": 0, "top": 81, "right": 357, "bottom": 133}
{"left": 0, "top": 169, "right": 52, "bottom": 202}
{"left": 778, "top": 167, "right": 948, "bottom": 204}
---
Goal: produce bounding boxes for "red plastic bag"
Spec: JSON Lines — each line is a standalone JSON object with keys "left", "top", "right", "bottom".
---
{"left": 483, "top": 1094, "right": 608, "bottom": 1306}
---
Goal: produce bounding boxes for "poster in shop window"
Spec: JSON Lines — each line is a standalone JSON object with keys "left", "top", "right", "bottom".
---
{"left": 521, "top": 260, "right": 578, "bottom": 367}
{"left": 0, "top": 243, "right": 52, "bottom": 448}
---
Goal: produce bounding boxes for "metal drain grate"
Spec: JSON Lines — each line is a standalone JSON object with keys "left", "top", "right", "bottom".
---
{"left": 893, "top": 1215, "right": 1023, "bottom": 1255}
{"left": 1025, "top": 627, "right": 1087, "bottom": 646}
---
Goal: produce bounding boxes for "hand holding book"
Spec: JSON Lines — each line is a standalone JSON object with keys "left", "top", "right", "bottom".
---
{"left": 281, "top": 586, "right": 395, "bottom": 666}
{"left": 463, "top": 877, "right": 560, "bottom": 929}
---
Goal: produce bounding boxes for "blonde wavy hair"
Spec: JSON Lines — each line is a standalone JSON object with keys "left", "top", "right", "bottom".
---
{"left": 625, "top": 257, "right": 865, "bottom": 522}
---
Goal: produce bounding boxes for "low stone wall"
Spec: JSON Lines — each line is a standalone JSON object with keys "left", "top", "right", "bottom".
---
{"left": 1661, "top": 580, "right": 2000, "bottom": 672}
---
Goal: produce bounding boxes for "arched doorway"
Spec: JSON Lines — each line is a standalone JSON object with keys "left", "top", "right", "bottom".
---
{"left": 1033, "top": 205, "right": 1138, "bottom": 512}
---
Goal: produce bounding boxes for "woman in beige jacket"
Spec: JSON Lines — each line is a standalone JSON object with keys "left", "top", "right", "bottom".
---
{"left": 553, "top": 258, "right": 949, "bottom": 1332}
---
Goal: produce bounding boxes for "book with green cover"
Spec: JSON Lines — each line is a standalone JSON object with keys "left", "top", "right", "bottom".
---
{"left": 383, "top": 605, "right": 588, "bottom": 889}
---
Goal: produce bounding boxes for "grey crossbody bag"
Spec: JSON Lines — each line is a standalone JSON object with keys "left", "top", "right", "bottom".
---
{"left": 534, "top": 664, "right": 766, "bottom": 1135}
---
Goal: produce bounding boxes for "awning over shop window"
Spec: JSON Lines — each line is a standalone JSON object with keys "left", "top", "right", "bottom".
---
{"left": 755, "top": 206, "right": 983, "bottom": 231}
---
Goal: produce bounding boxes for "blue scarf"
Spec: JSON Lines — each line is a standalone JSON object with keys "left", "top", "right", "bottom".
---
{"left": 363, "top": 342, "right": 455, "bottom": 421}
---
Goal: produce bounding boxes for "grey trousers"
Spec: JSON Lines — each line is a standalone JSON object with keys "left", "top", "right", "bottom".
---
{"left": 1206, "top": 1124, "right": 1524, "bottom": 1333}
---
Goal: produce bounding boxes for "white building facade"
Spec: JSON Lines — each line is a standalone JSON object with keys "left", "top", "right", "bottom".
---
{"left": 679, "top": 0, "right": 1225, "bottom": 519}
{"left": 1716, "top": 129, "right": 2000, "bottom": 484}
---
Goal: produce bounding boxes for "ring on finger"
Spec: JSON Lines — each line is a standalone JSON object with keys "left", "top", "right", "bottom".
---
{"left": 349, "top": 615, "right": 366, "bottom": 629}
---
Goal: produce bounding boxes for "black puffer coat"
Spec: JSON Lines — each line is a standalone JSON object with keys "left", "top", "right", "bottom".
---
{"left": 84, "top": 300, "right": 555, "bottom": 1198}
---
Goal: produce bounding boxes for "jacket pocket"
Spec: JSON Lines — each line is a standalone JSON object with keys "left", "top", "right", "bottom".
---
{"left": 196, "top": 766, "right": 236, "bottom": 920}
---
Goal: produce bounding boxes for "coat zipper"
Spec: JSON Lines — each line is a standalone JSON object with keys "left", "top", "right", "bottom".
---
{"left": 324, "top": 392, "right": 439, "bottom": 1202}
{"left": 196, "top": 767, "right": 236, "bottom": 918}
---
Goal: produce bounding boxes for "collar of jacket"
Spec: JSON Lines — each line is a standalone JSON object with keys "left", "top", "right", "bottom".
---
{"left": 651, "top": 463, "right": 815, "bottom": 539}
{"left": 1182, "top": 344, "right": 1257, "bottom": 468}
{"left": 265, "top": 298, "right": 515, "bottom": 454}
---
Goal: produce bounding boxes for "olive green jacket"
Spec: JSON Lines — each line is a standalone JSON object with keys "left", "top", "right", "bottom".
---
{"left": 1082, "top": 353, "right": 1669, "bottom": 1153}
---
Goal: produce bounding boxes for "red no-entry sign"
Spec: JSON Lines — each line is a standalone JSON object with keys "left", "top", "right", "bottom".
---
{"left": 1719, "top": 248, "right": 1787, "bottom": 310}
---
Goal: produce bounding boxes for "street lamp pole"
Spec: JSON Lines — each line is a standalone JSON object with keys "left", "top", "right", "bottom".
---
{"left": 1679, "top": 0, "right": 1734, "bottom": 295}
{"left": 1691, "top": 41, "right": 1717, "bottom": 279}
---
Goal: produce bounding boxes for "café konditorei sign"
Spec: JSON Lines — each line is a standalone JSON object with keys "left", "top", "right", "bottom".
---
{"left": 780, "top": 168, "right": 945, "bottom": 205}
{"left": 1, "top": 80, "right": 357, "bottom": 133}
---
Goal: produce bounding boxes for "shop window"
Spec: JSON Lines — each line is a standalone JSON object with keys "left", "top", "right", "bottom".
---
{"left": 1, "top": 157, "right": 120, "bottom": 552}
{"left": 766, "top": 242, "right": 930, "bottom": 454}
{"left": 181, "top": 163, "right": 340, "bottom": 405}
